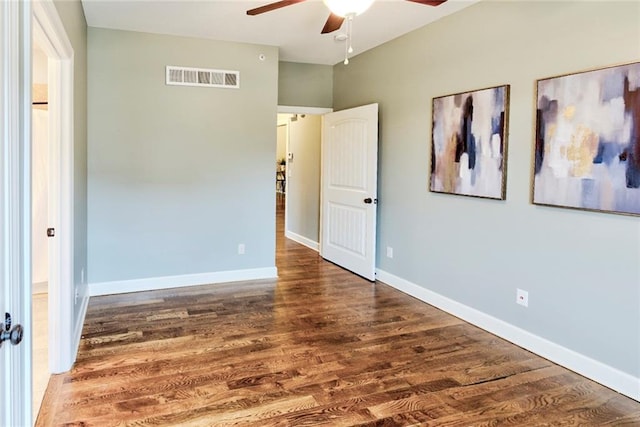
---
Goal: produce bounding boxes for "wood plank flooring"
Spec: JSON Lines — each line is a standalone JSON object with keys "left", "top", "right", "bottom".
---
{"left": 37, "top": 195, "right": 640, "bottom": 426}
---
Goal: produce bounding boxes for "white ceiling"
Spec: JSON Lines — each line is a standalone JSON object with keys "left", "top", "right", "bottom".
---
{"left": 81, "top": 0, "right": 480, "bottom": 65}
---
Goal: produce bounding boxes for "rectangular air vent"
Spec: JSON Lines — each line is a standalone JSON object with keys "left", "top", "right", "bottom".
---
{"left": 166, "top": 66, "right": 240, "bottom": 89}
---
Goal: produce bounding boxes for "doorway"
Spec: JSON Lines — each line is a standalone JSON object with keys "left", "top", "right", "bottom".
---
{"left": 276, "top": 118, "right": 288, "bottom": 233}
{"left": 32, "top": 0, "right": 77, "bottom": 407}
{"left": 31, "top": 42, "right": 50, "bottom": 420}
{"left": 1, "top": 1, "right": 74, "bottom": 423}
{"left": 275, "top": 104, "right": 379, "bottom": 281}
{"left": 276, "top": 106, "right": 331, "bottom": 253}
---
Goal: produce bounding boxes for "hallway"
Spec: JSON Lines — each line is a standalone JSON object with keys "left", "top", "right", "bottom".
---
{"left": 36, "top": 199, "right": 640, "bottom": 425}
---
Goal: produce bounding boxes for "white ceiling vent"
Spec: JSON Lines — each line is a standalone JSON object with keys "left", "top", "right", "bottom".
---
{"left": 166, "top": 66, "right": 240, "bottom": 89}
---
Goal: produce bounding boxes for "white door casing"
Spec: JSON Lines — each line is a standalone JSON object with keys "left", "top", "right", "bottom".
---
{"left": 33, "top": 0, "right": 77, "bottom": 374}
{"left": 1, "top": 0, "right": 33, "bottom": 425}
{"left": 320, "top": 104, "right": 378, "bottom": 281}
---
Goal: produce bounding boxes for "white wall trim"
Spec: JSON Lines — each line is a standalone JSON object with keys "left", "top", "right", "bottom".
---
{"left": 278, "top": 105, "right": 333, "bottom": 115}
{"left": 32, "top": 281, "right": 48, "bottom": 294}
{"left": 32, "top": 1, "right": 73, "bottom": 57}
{"left": 282, "top": 119, "right": 290, "bottom": 234}
{"left": 285, "top": 231, "right": 319, "bottom": 252}
{"left": 89, "top": 267, "right": 278, "bottom": 297}
{"left": 33, "top": 0, "right": 76, "bottom": 374}
{"left": 72, "top": 292, "right": 89, "bottom": 355}
{"left": 1, "top": 0, "right": 33, "bottom": 424}
{"left": 375, "top": 268, "right": 640, "bottom": 402}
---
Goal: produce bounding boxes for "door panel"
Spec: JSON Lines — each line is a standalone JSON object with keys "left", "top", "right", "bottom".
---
{"left": 326, "top": 202, "right": 367, "bottom": 257}
{"left": 321, "top": 104, "right": 378, "bottom": 281}
{"left": 327, "top": 119, "right": 368, "bottom": 190}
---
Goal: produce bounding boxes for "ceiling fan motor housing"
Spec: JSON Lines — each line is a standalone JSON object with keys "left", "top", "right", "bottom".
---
{"left": 322, "top": 0, "right": 375, "bottom": 17}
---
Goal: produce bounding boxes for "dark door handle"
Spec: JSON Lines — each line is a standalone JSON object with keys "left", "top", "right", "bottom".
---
{"left": 0, "top": 312, "right": 24, "bottom": 348}
{"left": 364, "top": 198, "right": 372, "bottom": 204}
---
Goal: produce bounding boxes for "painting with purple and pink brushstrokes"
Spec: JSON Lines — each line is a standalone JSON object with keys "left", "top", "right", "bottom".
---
{"left": 430, "top": 85, "right": 510, "bottom": 200}
{"left": 534, "top": 62, "right": 640, "bottom": 216}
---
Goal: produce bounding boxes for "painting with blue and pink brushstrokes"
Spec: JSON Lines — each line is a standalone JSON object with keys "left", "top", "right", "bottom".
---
{"left": 430, "top": 85, "right": 509, "bottom": 200}
{"left": 534, "top": 62, "right": 640, "bottom": 216}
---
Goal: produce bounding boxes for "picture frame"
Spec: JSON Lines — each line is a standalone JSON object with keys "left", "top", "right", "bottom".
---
{"left": 533, "top": 62, "right": 640, "bottom": 216}
{"left": 430, "top": 85, "right": 510, "bottom": 200}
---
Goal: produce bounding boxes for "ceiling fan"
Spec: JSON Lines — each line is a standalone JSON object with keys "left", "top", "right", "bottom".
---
{"left": 246, "top": 0, "right": 448, "bottom": 35}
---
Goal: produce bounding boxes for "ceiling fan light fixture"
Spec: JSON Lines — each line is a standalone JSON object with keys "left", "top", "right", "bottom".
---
{"left": 322, "top": 0, "right": 375, "bottom": 17}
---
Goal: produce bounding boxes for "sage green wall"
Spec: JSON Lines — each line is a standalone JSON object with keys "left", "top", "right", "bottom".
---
{"left": 334, "top": 1, "right": 640, "bottom": 377}
{"left": 278, "top": 61, "right": 333, "bottom": 108}
{"left": 287, "top": 115, "right": 321, "bottom": 244}
{"left": 88, "top": 28, "right": 279, "bottom": 283}
{"left": 53, "top": 0, "right": 88, "bottom": 317}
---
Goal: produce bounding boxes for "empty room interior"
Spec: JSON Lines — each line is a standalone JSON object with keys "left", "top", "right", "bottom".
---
{"left": 18, "top": 0, "right": 640, "bottom": 425}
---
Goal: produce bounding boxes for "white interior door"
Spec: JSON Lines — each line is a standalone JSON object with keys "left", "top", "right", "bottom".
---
{"left": 1, "top": 0, "right": 33, "bottom": 425}
{"left": 321, "top": 103, "right": 378, "bottom": 281}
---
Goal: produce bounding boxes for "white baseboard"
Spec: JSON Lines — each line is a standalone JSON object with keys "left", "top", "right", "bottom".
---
{"left": 89, "top": 267, "right": 278, "bottom": 297}
{"left": 71, "top": 294, "right": 89, "bottom": 365}
{"left": 32, "top": 281, "right": 48, "bottom": 294}
{"left": 285, "top": 230, "right": 319, "bottom": 252}
{"left": 375, "top": 269, "right": 640, "bottom": 402}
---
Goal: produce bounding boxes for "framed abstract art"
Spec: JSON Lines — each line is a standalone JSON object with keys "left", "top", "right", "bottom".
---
{"left": 430, "top": 85, "right": 510, "bottom": 200}
{"left": 533, "top": 62, "right": 640, "bottom": 216}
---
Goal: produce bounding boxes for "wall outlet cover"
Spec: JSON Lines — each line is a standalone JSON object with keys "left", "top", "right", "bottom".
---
{"left": 516, "top": 288, "right": 529, "bottom": 307}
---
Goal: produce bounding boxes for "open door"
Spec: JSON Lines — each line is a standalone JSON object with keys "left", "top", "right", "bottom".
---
{"left": 1, "top": 0, "right": 33, "bottom": 425}
{"left": 320, "top": 103, "right": 378, "bottom": 281}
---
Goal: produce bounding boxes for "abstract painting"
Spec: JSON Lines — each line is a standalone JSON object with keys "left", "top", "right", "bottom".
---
{"left": 430, "top": 85, "right": 509, "bottom": 200}
{"left": 534, "top": 62, "right": 640, "bottom": 216}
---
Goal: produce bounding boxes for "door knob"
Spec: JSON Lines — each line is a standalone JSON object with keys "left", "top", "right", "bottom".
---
{"left": 0, "top": 312, "right": 24, "bottom": 348}
{"left": 363, "top": 198, "right": 377, "bottom": 204}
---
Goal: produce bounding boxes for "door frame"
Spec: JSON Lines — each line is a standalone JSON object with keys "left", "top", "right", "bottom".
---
{"left": 32, "top": 0, "right": 75, "bottom": 374}
{"left": 1, "top": 0, "right": 32, "bottom": 424}
{"left": 277, "top": 105, "right": 332, "bottom": 249}
{"left": 275, "top": 116, "right": 290, "bottom": 232}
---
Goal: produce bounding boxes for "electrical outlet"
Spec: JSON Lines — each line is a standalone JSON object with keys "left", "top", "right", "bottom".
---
{"left": 238, "top": 243, "right": 245, "bottom": 255}
{"left": 516, "top": 288, "right": 529, "bottom": 307}
{"left": 386, "top": 246, "right": 393, "bottom": 259}
{"left": 75, "top": 290, "right": 79, "bottom": 304}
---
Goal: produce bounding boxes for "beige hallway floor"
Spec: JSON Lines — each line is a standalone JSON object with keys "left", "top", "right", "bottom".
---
{"left": 32, "top": 291, "right": 49, "bottom": 422}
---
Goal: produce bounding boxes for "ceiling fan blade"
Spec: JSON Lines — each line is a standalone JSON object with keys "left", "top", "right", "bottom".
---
{"left": 404, "top": 0, "right": 448, "bottom": 6}
{"left": 247, "top": 0, "right": 307, "bottom": 16}
{"left": 321, "top": 13, "right": 345, "bottom": 34}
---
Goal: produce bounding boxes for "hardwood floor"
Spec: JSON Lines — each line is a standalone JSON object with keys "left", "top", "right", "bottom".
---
{"left": 37, "top": 195, "right": 640, "bottom": 426}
